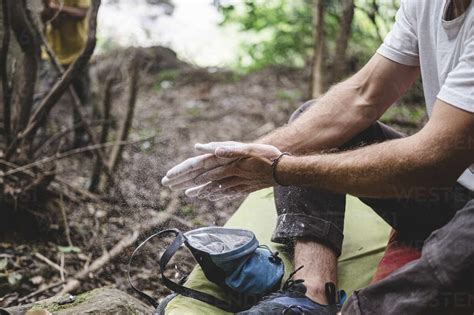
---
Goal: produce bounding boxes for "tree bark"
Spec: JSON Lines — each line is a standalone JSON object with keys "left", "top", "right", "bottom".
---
{"left": 8, "top": 0, "right": 41, "bottom": 144}
{"left": 1, "top": 0, "right": 12, "bottom": 146}
{"left": 332, "top": 0, "right": 355, "bottom": 83}
{"left": 310, "top": 0, "right": 326, "bottom": 98}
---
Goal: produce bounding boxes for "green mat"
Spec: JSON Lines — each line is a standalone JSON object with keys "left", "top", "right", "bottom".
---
{"left": 166, "top": 189, "right": 390, "bottom": 314}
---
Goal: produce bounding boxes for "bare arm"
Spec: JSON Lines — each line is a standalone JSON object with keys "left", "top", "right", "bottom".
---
{"left": 42, "top": 0, "right": 88, "bottom": 22}
{"left": 275, "top": 100, "right": 474, "bottom": 198}
{"left": 191, "top": 99, "right": 473, "bottom": 200}
{"left": 258, "top": 53, "right": 420, "bottom": 153}
{"left": 161, "top": 53, "right": 421, "bottom": 197}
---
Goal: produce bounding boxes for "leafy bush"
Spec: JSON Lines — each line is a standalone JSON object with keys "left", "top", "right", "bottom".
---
{"left": 220, "top": 0, "right": 399, "bottom": 73}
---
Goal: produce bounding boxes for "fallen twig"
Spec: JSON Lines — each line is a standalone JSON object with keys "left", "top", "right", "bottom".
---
{"left": 55, "top": 177, "right": 102, "bottom": 203}
{"left": 34, "top": 253, "right": 68, "bottom": 276}
{"left": 60, "top": 253, "right": 65, "bottom": 282}
{"left": 2, "top": 135, "right": 158, "bottom": 177}
{"left": 58, "top": 197, "right": 181, "bottom": 295}
{"left": 59, "top": 194, "right": 74, "bottom": 248}
{"left": 18, "top": 281, "right": 65, "bottom": 303}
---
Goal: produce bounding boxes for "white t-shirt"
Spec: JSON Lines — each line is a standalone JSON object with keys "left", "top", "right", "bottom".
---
{"left": 377, "top": 0, "right": 474, "bottom": 191}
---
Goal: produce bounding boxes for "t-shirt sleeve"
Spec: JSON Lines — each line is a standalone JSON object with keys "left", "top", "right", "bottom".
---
{"left": 376, "top": 0, "right": 419, "bottom": 66}
{"left": 437, "top": 25, "right": 474, "bottom": 113}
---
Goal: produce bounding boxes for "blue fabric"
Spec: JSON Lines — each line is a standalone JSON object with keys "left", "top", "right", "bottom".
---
{"left": 209, "top": 233, "right": 259, "bottom": 273}
{"left": 270, "top": 296, "right": 325, "bottom": 312}
{"left": 224, "top": 247, "right": 285, "bottom": 295}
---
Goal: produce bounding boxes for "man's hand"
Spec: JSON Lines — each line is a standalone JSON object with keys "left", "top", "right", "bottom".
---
{"left": 161, "top": 141, "right": 243, "bottom": 194}
{"left": 161, "top": 142, "right": 282, "bottom": 200}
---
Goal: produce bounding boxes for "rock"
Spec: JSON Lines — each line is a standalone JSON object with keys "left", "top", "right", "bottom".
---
{"left": 4, "top": 288, "right": 154, "bottom": 315}
{"left": 91, "top": 46, "right": 188, "bottom": 83}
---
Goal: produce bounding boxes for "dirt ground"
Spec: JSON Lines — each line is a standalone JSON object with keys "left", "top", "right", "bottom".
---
{"left": 0, "top": 46, "right": 425, "bottom": 309}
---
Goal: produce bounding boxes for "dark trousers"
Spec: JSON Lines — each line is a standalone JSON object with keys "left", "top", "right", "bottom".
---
{"left": 272, "top": 101, "right": 474, "bottom": 314}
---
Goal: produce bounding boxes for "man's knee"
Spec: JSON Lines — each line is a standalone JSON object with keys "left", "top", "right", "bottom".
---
{"left": 423, "top": 202, "right": 474, "bottom": 287}
{"left": 288, "top": 99, "right": 318, "bottom": 123}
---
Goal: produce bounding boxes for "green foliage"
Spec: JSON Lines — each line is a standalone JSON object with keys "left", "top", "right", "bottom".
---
{"left": 220, "top": 0, "right": 400, "bottom": 73}
{"left": 381, "top": 104, "right": 427, "bottom": 124}
{"left": 180, "top": 205, "right": 195, "bottom": 216}
{"left": 220, "top": 0, "right": 313, "bottom": 71}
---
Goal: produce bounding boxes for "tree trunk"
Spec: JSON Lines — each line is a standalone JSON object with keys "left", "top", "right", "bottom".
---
{"left": 310, "top": 0, "right": 326, "bottom": 98}
{"left": 332, "top": 0, "right": 355, "bottom": 83}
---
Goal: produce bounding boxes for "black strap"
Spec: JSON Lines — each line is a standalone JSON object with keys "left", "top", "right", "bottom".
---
{"left": 128, "top": 229, "right": 180, "bottom": 307}
{"left": 128, "top": 229, "right": 241, "bottom": 313}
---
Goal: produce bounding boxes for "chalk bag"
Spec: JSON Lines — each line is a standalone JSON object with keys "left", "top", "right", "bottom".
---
{"left": 128, "top": 227, "right": 285, "bottom": 312}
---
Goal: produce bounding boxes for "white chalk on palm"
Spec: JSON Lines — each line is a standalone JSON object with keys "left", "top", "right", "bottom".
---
{"left": 185, "top": 183, "right": 209, "bottom": 197}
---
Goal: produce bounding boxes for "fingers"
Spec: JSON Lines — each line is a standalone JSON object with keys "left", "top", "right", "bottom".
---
{"left": 164, "top": 154, "right": 213, "bottom": 181}
{"left": 195, "top": 141, "right": 243, "bottom": 154}
{"left": 169, "top": 178, "right": 199, "bottom": 191}
{"left": 185, "top": 184, "right": 210, "bottom": 198}
{"left": 214, "top": 143, "right": 282, "bottom": 160}
{"left": 198, "top": 177, "right": 255, "bottom": 197}
{"left": 162, "top": 154, "right": 232, "bottom": 187}
{"left": 162, "top": 168, "right": 202, "bottom": 187}
{"left": 215, "top": 144, "right": 254, "bottom": 159}
{"left": 193, "top": 165, "right": 237, "bottom": 186}
{"left": 163, "top": 146, "right": 239, "bottom": 188}
{"left": 205, "top": 184, "right": 261, "bottom": 201}
{"left": 163, "top": 142, "right": 280, "bottom": 200}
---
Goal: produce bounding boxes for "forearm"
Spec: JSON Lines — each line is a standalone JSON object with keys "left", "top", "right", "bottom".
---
{"left": 57, "top": 5, "right": 88, "bottom": 19}
{"left": 277, "top": 133, "right": 467, "bottom": 198}
{"left": 257, "top": 54, "right": 420, "bottom": 155}
{"left": 43, "top": 4, "right": 88, "bottom": 22}
{"left": 257, "top": 80, "right": 380, "bottom": 154}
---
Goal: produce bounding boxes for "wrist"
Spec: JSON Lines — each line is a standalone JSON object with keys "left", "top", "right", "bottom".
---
{"left": 271, "top": 152, "right": 291, "bottom": 186}
{"left": 273, "top": 154, "right": 303, "bottom": 187}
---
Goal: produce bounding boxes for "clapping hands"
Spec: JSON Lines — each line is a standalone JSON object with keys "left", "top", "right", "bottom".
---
{"left": 161, "top": 141, "right": 282, "bottom": 201}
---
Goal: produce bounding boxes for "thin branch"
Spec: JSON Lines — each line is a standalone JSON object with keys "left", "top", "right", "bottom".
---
{"left": 356, "top": 0, "right": 383, "bottom": 43}
{"left": 55, "top": 177, "right": 102, "bottom": 203}
{"left": 18, "top": 280, "right": 65, "bottom": 303}
{"left": 33, "top": 119, "right": 109, "bottom": 157}
{"left": 60, "top": 194, "right": 74, "bottom": 248}
{"left": 34, "top": 252, "right": 68, "bottom": 276}
{"left": 89, "top": 77, "right": 114, "bottom": 192}
{"left": 2, "top": 135, "right": 159, "bottom": 177}
{"left": 0, "top": 159, "right": 35, "bottom": 177}
{"left": 108, "top": 59, "right": 139, "bottom": 174}
{"left": 58, "top": 197, "right": 181, "bottom": 295}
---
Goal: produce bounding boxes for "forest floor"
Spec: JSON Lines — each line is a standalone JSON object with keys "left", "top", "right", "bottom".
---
{"left": 0, "top": 46, "right": 426, "bottom": 309}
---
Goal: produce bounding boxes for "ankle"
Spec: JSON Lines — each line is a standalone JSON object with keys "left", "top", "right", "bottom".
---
{"left": 304, "top": 283, "right": 329, "bottom": 304}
